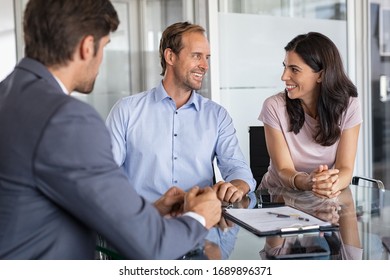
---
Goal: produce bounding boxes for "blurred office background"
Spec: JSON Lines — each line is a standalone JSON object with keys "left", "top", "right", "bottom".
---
{"left": 1, "top": 0, "right": 390, "bottom": 189}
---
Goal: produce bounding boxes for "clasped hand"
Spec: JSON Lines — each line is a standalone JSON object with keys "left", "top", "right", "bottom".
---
{"left": 154, "top": 181, "right": 245, "bottom": 230}
{"left": 212, "top": 181, "right": 246, "bottom": 232}
{"left": 154, "top": 186, "right": 222, "bottom": 229}
{"left": 310, "top": 165, "right": 340, "bottom": 199}
{"left": 212, "top": 180, "right": 245, "bottom": 203}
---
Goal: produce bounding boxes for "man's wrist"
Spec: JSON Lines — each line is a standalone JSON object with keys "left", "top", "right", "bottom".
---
{"left": 183, "top": 212, "right": 206, "bottom": 227}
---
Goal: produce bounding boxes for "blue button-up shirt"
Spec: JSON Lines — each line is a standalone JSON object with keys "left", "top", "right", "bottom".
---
{"left": 106, "top": 82, "right": 255, "bottom": 202}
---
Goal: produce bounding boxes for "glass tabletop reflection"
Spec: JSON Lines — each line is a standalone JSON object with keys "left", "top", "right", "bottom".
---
{"left": 95, "top": 182, "right": 390, "bottom": 260}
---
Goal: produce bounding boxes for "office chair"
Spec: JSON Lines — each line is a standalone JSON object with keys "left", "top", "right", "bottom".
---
{"left": 248, "top": 126, "right": 270, "bottom": 189}
{"left": 249, "top": 126, "right": 278, "bottom": 206}
{"left": 96, "top": 235, "right": 124, "bottom": 260}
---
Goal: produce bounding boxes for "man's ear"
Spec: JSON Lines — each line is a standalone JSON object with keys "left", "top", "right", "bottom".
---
{"left": 164, "top": 48, "right": 175, "bottom": 66}
{"left": 79, "top": 35, "right": 95, "bottom": 60}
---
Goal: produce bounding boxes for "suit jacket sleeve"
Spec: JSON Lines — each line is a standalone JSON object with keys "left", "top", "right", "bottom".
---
{"left": 33, "top": 98, "right": 207, "bottom": 259}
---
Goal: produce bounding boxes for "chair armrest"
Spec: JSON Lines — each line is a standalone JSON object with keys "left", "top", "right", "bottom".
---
{"left": 351, "top": 176, "right": 385, "bottom": 192}
{"left": 382, "top": 237, "right": 390, "bottom": 253}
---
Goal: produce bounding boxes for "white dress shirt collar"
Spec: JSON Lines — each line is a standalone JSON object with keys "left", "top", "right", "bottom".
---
{"left": 52, "top": 75, "right": 69, "bottom": 95}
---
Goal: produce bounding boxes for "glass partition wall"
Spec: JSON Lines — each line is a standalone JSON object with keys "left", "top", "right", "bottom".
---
{"left": 370, "top": 0, "right": 390, "bottom": 188}
{"left": 218, "top": 0, "right": 346, "bottom": 19}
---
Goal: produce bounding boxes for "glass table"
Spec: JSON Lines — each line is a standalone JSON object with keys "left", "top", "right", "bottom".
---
{"left": 96, "top": 178, "right": 390, "bottom": 260}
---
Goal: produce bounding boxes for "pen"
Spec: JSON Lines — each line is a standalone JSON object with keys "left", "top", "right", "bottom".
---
{"left": 267, "top": 211, "right": 290, "bottom": 218}
{"left": 267, "top": 211, "right": 310, "bottom": 221}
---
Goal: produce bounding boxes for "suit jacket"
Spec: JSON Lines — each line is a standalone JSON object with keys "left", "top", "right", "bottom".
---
{"left": 0, "top": 58, "right": 207, "bottom": 259}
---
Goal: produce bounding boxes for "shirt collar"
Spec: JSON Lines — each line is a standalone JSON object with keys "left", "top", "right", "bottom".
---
{"left": 52, "top": 75, "right": 69, "bottom": 95}
{"left": 155, "top": 81, "right": 200, "bottom": 111}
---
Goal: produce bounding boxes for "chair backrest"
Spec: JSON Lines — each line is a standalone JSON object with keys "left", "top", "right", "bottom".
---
{"left": 249, "top": 126, "right": 270, "bottom": 189}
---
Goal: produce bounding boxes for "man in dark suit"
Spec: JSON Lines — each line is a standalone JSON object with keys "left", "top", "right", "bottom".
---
{"left": 0, "top": 0, "right": 221, "bottom": 260}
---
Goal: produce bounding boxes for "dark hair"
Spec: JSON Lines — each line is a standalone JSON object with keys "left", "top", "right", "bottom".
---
{"left": 23, "top": 0, "right": 119, "bottom": 67}
{"left": 159, "top": 21, "right": 205, "bottom": 76}
{"left": 284, "top": 32, "right": 357, "bottom": 146}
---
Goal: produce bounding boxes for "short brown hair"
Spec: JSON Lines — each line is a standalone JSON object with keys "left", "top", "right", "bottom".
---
{"left": 23, "top": 0, "right": 119, "bottom": 67}
{"left": 159, "top": 21, "right": 205, "bottom": 76}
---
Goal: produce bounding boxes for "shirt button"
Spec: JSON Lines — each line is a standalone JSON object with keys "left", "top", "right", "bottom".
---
{"left": 175, "top": 111, "right": 178, "bottom": 114}
{"left": 174, "top": 157, "right": 177, "bottom": 160}
{"left": 174, "top": 180, "right": 178, "bottom": 184}
{"left": 174, "top": 133, "right": 177, "bottom": 137}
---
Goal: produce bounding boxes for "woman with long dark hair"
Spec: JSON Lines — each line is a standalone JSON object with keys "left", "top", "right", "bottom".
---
{"left": 259, "top": 32, "right": 362, "bottom": 200}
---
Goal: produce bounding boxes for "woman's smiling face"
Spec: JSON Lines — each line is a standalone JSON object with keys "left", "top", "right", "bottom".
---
{"left": 281, "top": 50, "right": 322, "bottom": 100}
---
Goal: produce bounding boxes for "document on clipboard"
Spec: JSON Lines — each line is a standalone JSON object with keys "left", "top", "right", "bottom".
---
{"left": 223, "top": 206, "right": 338, "bottom": 236}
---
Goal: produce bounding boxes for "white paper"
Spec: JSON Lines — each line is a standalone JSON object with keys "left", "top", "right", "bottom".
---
{"left": 225, "top": 206, "right": 332, "bottom": 233}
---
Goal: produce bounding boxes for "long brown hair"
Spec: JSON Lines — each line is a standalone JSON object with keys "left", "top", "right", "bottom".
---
{"left": 284, "top": 32, "right": 357, "bottom": 146}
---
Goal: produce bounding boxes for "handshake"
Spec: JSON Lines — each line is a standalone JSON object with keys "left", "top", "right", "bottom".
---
{"left": 154, "top": 181, "right": 245, "bottom": 229}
